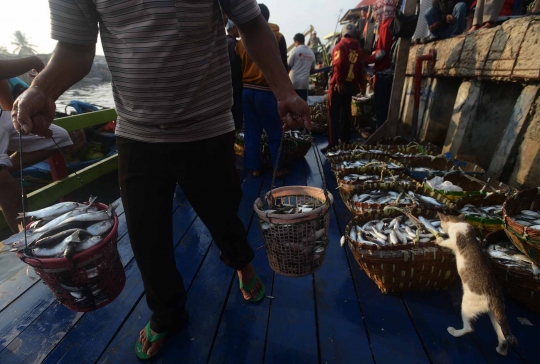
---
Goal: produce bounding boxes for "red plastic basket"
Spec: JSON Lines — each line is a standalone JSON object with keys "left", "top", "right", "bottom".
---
{"left": 17, "top": 202, "right": 125, "bottom": 312}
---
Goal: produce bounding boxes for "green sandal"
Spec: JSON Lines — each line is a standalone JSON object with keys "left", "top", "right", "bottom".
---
{"left": 135, "top": 322, "right": 169, "bottom": 360}
{"left": 239, "top": 273, "right": 266, "bottom": 302}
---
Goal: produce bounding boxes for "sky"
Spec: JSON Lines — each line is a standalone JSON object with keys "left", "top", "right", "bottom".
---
{"left": 0, "top": 0, "right": 357, "bottom": 56}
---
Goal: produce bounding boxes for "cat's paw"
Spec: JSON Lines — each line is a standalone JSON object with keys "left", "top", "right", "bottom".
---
{"left": 436, "top": 236, "right": 445, "bottom": 245}
{"left": 496, "top": 343, "right": 508, "bottom": 356}
{"left": 447, "top": 327, "right": 457, "bottom": 336}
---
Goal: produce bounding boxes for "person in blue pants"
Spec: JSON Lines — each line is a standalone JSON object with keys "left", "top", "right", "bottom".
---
{"left": 425, "top": 0, "right": 469, "bottom": 39}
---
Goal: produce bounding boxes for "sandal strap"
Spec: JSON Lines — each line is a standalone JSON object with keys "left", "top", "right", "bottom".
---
{"left": 239, "top": 273, "right": 259, "bottom": 292}
{"left": 145, "top": 322, "right": 169, "bottom": 343}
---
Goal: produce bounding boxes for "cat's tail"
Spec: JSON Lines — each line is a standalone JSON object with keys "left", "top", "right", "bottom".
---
{"left": 493, "top": 302, "right": 518, "bottom": 348}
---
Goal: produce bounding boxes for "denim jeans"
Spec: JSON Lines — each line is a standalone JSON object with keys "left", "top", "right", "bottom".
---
{"left": 425, "top": 2, "right": 467, "bottom": 39}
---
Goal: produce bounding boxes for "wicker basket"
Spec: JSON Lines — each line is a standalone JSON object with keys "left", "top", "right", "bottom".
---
{"left": 340, "top": 182, "right": 454, "bottom": 215}
{"left": 455, "top": 194, "right": 508, "bottom": 237}
{"left": 336, "top": 167, "right": 420, "bottom": 191}
{"left": 325, "top": 143, "right": 391, "bottom": 164}
{"left": 330, "top": 153, "right": 405, "bottom": 173}
{"left": 502, "top": 188, "right": 540, "bottom": 265}
{"left": 403, "top": 155, "right": 486, "bottom": 181}
{"left": 424, "top": 173, "right": 515, "bottom": 201}
{"left": 483, "top": 230, "right": 540, "bottom": 315}
{"left": 254, "top": 186, "right": 334, "bottom": 277}
{"left": 234, "top": 131, "right": 312, "bottom": 165}
{"left": 346, "top": 208, "right": 458, "bottom": 293}
{"left": 372, "top": 136, "right": 439, "bottom": 154}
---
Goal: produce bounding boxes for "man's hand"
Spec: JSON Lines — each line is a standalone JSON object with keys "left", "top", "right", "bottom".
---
{"left": 11, "top": 87, "right": 56, "bottom": 138}
{"left": 429, "top": 21, "right": 441, "bottom": 31}
{"left": 446, "top": 15, "right": 455, "bottom": 24}
{"left": 277, "top": 92, "right": 311, "bottom": 131}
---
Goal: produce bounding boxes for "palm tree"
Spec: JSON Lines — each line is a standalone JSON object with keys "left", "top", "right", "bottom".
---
{"left": 11, "top": 31, "right": 37, "bottom": 56}
{"left": 0, "top": 46, "right": 9, "bottom": 54}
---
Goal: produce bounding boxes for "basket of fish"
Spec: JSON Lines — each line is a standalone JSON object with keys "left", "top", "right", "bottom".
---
{"left": 342, "top": 183, "right": 453, "bottom": 215}
{"left": 234, "top": 130, "right": 312, "bottom": 164}
{"left": 502, "top": 187, "right": 540, "bottom": 265}
{"left": 336, "top": 167, "right": 420, "bottom": 195}
{"left": 372, "top": 136, "right": 439, "bottom": 154}
{"left": 325, "top": 143, "right": 391, "bottom": 164}
{"left": 424, "top": 174, "right": 515, "bottom": 201}
{"left": 2, "top": 199, "right": 124, "bottom": 312}
{"left": 483, "top": 230, "right": 540, "bottom": 315}
{"left": 330, "top": 154, "right": 404, "bottom": 173}
{"left": 403, "top": 155, "right": 485, "bottom": 181}
{"left": 310, "top": 102, "right": 328, "bottom": 134}
{"left": 455, "top": 194, "right": 508, "bottom": 236}
{"left": 254, "top": 186, "right": 334, "bottom": 277}
{"left": 344, "top": 207, "right": 457, "bottom": 293}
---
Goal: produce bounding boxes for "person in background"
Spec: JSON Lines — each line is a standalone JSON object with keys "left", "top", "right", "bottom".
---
{"left": 425, "top": 0, "right": 469, "bottom": 39}
{"left": 469, "top": 0, "right": 505, "bottom": 31}
{"left": 236, "top": 3, "right": 288, "bottom": 178}
{"left": 322, "top": 24, "right": 364, "bottom": 153}
{"left": 364, "top": 0, "right": 396, "bottom": 129}
{"left": 413, "top": 0, "right": 434, "bottom": 43}
{"left": 226, "top": 20, "right": 244, "bottom": 131}
{"left": 355, "top": 7, "right": 369, "bottom": 48}
{"left": 288, "top": 33, "right": 316, "bottom": 101}
{"left": 16, "top": 0, "right": 310, "bottom": 359}
{"left": 307, "top": 30, "right": 322, "bottom": 63}
{"left": 0, "top": 57, "right": 74, "bottom": 233}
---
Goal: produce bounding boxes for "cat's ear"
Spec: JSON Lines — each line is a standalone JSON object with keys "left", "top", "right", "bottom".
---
{"left": 458, "top": 214, "right": 466, "bottom": 220}
{"left": 437, "top": 211, "right": 446, "bottom": 220}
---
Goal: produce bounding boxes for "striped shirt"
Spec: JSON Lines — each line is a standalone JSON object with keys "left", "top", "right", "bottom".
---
{"left": 49, "top": 0, "right": 261, "bottom": 143}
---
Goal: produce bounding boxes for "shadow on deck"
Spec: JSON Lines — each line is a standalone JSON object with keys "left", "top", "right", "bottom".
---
{"left": 0, "top": 136, "right": 538, "bottom": 364}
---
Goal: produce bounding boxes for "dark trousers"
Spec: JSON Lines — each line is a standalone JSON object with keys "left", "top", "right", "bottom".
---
{"left": 374, "top": 71, "right": 394, "bottom": 129}
{"left": 295, "top": 89, "right": 308, "bottom": 101}
{"left": 117, "top": 132, "right": 253, "bottom": 332}
{"left": 329, "top": 90, "right": 352, "bottom": 146}
{"left": 232, "top": 91, "right": 244, "bottom": 130}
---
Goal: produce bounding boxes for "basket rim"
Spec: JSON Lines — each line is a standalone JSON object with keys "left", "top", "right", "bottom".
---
{"left": 254, "top": 185, "right": 334, "bottom": 224}
{"left": 19, "top": 202, "right": 119, "bottom": 267}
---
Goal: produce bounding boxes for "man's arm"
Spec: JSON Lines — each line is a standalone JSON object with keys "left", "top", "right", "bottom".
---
{"left": 11, "top": 42, "right": 95, "bottom": 136}
{"left": 235, "top": 14, "right": 310, "bottom": 129}
{"left": 0, "top": 56, "right": 45, "bottom": 80}
{"left": 0, "top": 80, "right": 14, "bottom": 110}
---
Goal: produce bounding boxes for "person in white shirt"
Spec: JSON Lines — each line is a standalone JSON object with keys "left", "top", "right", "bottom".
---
{"left": 288, "top": 33, "right": 316, "bottom": 101}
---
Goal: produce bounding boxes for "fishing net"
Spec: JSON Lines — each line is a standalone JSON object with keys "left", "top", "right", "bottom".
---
{"left": 17, "top": 203, "right": 125, "bottom": 312}
{"left": 502, "top": 187, "right": 540, "bottom": 265}
{"left": 345, "top": 207, "right": 458, "bottom": 293}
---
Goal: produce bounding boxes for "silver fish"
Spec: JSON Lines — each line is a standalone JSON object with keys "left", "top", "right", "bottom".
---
{"left": 32, "top": 230, "right": 81, "bottom": 258}
{"left": 71, "top": 236, "right": 104, "bottom": 254}
{"left": 34, "top": 208, "right": 90, "bottom": 234}
{"left": 86, "top": 219, "right": 114, "bottom": 236}
{"left": 17, "top": 202, "right": 80, "bottom": 220}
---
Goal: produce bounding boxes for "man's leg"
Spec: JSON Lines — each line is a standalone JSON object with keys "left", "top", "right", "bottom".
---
{"left": 117, "top": 137, "right": 187, "bottom": 357}
{"left": 482, "top": 0, "right": 506, "bottom": 26}
{"left": 451, "top": 2, "right": 469, "bottom": 36}
{"left": 242, "top": 88, "right": 264, "bottom": 173}
{"left": 255, "top": 90, "right": 284, "bottom": 171}
{"left": 0, "top": 168, "right": 23, "bottom": 232}
{"left": 171, "top": 132, "right": 260, "bottom": 300}
{"left": 328, "top": 89, "right": 341, "bottom": 146}
{"left": 338, "top": 92, "right": 352, "bottom": 144}
{"left": 425, "top": 6, "right": 446, "bottom": 39}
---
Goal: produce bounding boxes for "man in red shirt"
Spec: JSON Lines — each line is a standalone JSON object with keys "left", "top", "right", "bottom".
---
{"left": 323, "top": 24, "right": 364, "bottom": 152}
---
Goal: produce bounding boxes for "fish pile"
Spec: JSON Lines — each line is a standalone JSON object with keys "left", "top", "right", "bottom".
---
{"left": 350, "top": 190, "right": 445, "bottom": 208}
{"left": 425, "top": 176, "right": 463, "bottom": 192}
{"left": 345, "top": 215, "right": 444, "bottom": 246}
{"left": 326, "top": 148, "right": 387, "bottom": 158}
{"left": 487, "top": 242, "right": 540, "bottom": 276}
{"left": 2, "top": 197, "right": 116, "bottom": 259}
{"left": 459, "top": 204, "right": 503, "bottom": 220}
{"left": 342, "top": 173, "right": 415, "bottom": 186}
{"left": 333, "top": 159, "right": 402, "bottom": 170}
{"left": 261, "top": 201, "right": 319, "bottom": 215}
{"left": 509, "top": 209, "right": 540, "bottom": 229}
{"left": 284, "top": 130, "right": 312, "bottom": 143}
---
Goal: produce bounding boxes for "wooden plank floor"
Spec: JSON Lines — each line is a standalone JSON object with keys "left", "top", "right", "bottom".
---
{"left": 0, "top": 136, "right": 539, "bottom": 364}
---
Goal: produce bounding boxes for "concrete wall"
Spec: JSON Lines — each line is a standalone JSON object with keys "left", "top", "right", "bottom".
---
{"left": 401, "top": 16, "right": 540, "bottom": 188}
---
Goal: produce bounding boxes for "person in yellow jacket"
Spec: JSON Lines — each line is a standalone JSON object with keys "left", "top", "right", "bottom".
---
{"left": 236, "top": 3, "right": 289, "bottom": 177}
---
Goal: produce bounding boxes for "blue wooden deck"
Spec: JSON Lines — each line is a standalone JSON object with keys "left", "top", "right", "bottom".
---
{"left": 0, "top": 136, "right": 539, "bottom": 364}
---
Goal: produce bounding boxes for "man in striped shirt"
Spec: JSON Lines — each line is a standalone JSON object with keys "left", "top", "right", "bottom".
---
{"left": 11, "top": 0, "right": 310, "bottom": 359}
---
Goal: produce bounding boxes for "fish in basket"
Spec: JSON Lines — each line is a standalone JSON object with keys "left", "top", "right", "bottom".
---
{"left": 423, "top": 174, "right": 515, "bottom": 201}
{"left": 483, "top": 230, "right": 540, "bottom": 315}
{"left": 341, "top": 182, "right": 454, "bottom": 216}
{"left": 401, "top": 155, "right": 486, "bottom": 181}
{"left": 254, "top": 186, "right": 334, "bottom": 277}
{"left": 234, "top": 130, "right": 313, "bottom": 164}
{"left": 455, "top": 194, "right": 510, "bottom": 237}
{"left": 502, "top": 187, "right": 540, "bottom": 266}
{"left": 344, "top": 206, "right": 458, "bottom": 293}
{"left": 1, "top": 198, "right": 124, "bottom": 312}
{"left": 330, "top": 153, "right": 404, "bottom": 173}
{"left": 372, "top": 136, "right": 439, "bottom": 154}
{"left": 325, "top": 143, "right": 391, "bottom": 164}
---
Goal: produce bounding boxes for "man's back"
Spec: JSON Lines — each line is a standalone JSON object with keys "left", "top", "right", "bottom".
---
{"left": 288, "top": 45, "right": 315, "bottom": 90}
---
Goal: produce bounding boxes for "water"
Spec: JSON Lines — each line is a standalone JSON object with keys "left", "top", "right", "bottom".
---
{"left": 56, "top": 82, "right": 116, "bottom": 112}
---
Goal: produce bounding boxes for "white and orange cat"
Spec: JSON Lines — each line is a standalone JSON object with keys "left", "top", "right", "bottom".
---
{"left": 436, "top": 212, "right": 517, "bottom": 356}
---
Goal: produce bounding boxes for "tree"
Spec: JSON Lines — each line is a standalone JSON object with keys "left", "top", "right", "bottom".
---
{"left": 11, "top": 31, "right": 37, "bottom": 56}
{"left": 0, "top": 46, "right": 9, "bottom": 54}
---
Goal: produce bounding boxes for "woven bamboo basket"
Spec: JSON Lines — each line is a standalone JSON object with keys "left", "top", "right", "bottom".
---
{"left": 234, "top": 131, "right": 312, "bottom": 165}
{"left": 341, "top": 182, "right": 454, "bottom": 215}
{"left": 403, "top": 155, "right": 486, "bottom": 181}
{"left": 330, "top": 154, "right": 405, "bottom": 173}
{"left": 372, "top": 136, "right": 439, "bottom": 154}
{"left": 502, "top": 187, "right": 540, "bottom": 265}
{"left": 455, "top": 194, "right": 509, "bottom": 237}
{"left": 424, "top": 173, "right": 515, "bottom": 201}
{"left": 325, "top": 143, "right": 391, "bottom": 164}
{"left": 336, "top": 166, "right": 420, "bottom": 191}
{"left": 254, "top": 186, "right": 334, "bottom": 277}
{"left": 483, "top": 230, "right": 540, "bottom": 315}
{"left": 346, "top": 208, "right": 458, "bottom": 293}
